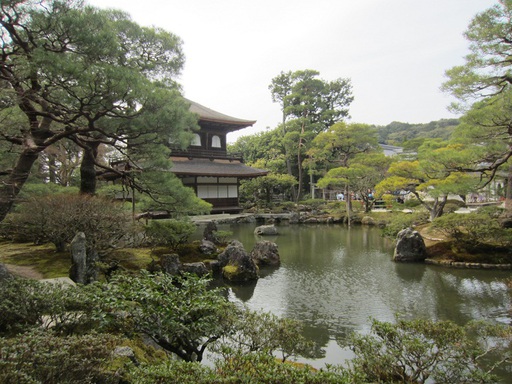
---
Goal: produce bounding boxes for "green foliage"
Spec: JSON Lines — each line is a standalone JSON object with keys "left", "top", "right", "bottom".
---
{"left": 403, "top": 198, "right": 422, "bottom": 208}
{"left": 376, "top": 142, "right": 481, "bottom": 220}
{"left": 0, "top": 330, "right": 119, "bottom": 384}
{"left": 212, "top": 230, "right": 233, "bottom": 245}
{"left": 128, "top": 360, "right": 218, "bottom": 384}
{"left": 299, "top": 198, "right": 328, "bottom": 211}
{"left": 16, "top": 183, "right": 80, "bottom": 201}
{"left": 134, "top": 164, "right": 212, "bottom": 216}
{"left": 441, "top": 1, "right": 512, "bottom": 176}
{"left": 229, "top": 128, "right": 288, "bottom": 173}
{"left": 0, "top": 277, "right": 108, "bottom": 337}
{"left": 377, "top": 119, "right": 459, "bottom": 146}
{"left": 268, "top": 70, "right": 355, "bottom": 200}
{"left": 309, "top": 122, "right": 381, "bottom": 169}
{"left": 442, "top": 0, "right": 512, "bottom": 106}
{"left": 325, "top": 200, "right": 347, "bottom": 213}
{"left": 214, "top": 352, "right": 349, "bottom": 384}
{"left": 0, "top": 0, "right": 196, "bottom": 222}
{"left": 240, "top": 173, "right": 297, "bottom": 207}
{"left": 102, "top": 271, "right": 236, "bottom": 362}
{"left": 347, "top": 317, "right": 512, "bottom": 384}
{"left": 130, "top": 352, "right": 349, "bottom": 384}
{"left": 381, "top": 211, "right": 429, "bottom": 238}
{"left": 144, "top": 219, "right": 196, "bottom": 249}
{"left": 431, "top": 211, "right": 512, "bottom": 252}
{"left": 2, "top": 275, "right": 512, "bottom": 383}
{"left": 449, "top": 90, "right": 512, "bottom": 177}
{"left": 216, "top": 307, "right": 316, "bottom": 363}
{"left": 443, "top": 199, "right": 467, "bottom": 214}
{"left": 2, "top": 194, "right": 131, "bottom": 252}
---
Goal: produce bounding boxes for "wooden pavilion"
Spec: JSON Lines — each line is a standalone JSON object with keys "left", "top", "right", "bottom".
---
{"left": 170, "top": 100, "right": 267, "bottom": 213}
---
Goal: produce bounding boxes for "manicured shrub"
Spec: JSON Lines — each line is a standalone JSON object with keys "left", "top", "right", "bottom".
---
{"left": 381, "top": 211, "right": 429, "bottom": 238}
{"left": 130, "top": 352, "right": 349, "bottom": 384}
{"left": 103, "top": 271, "right": 236, "bottom": 362}
{"left": 443, "top": 199, "right": 466, "bottom": 214}
{"left": 347, "top": 317, "right": 511, "bottom": 384}
{"left": 128, "top": 360, "right": 218, "bottom": 384}
{"left": 1, "top": 194, "right": 130, "bottom": 252}
{"left": 143, "top": 219, "right": 196, "bottom": 249}
{"left": 215, "top": 307, "right": 316, "bottom": 363}
{"left": 0, "top": 277, "right": 105, "bottom": 336}
{"left": 0, "top": 330, "right": 119, "bottom": 384}
{"left": 431, "top": 211, "right": 512, "bottom": 252}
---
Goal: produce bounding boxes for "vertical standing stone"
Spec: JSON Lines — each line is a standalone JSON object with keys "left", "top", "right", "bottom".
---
{"left": 70, "top": 232, "right": 87, "bottom": 284}
{"left": 203, "top": 221, "right": 219, "bottom": 244}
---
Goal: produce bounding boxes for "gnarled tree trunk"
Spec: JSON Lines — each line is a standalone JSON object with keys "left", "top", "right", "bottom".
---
{"left": 0, "top": 149, "right": 39, "bottom": 222}
{"left": 80, "top": 141, "right": 100, "bottom": 195}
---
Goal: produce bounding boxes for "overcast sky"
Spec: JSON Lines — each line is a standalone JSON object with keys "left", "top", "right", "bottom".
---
{"left": 88, "top": 0, "right": 496, "bottom": 142}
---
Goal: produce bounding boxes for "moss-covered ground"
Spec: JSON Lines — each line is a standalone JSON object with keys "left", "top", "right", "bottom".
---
{"left": 0, "top": 241, "right": 70, "bottom": 279}
{"left": 0, "top": 239, "right": 222, "bottom": 280}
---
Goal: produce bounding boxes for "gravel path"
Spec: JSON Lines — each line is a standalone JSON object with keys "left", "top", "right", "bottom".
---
{"left": 3, "top": 263, "right": 44, "bottom": 279}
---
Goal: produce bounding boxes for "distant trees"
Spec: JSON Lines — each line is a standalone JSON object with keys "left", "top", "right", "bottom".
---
{"left": 375, "top": 140, "right": 480, "bottom": 220}
{"left": 240, "top": 173, "right": 297, "bottom": 207}
{"left": 310, "top": 122, "right": 385, "bottom": 213}
{"left": 269, "top": 70, "right": 354, "bottom": 200}
{"left": 376, "top": 119, "right": 460, "bottom": 147}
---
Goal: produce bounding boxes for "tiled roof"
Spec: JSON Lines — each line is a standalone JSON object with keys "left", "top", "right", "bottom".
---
{"left": 171, "top": 157, "right": 267, "bottom": 178}
{"left": 187, "top": 99, "right": 256, "bottom": 130}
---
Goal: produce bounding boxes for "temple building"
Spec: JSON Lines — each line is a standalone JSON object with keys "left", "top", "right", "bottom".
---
{"left": 170, "top": 100, "right": 267, "bottom": 213}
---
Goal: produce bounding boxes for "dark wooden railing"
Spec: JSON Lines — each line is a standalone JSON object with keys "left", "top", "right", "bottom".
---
{"left": 170, "top": 148, "right": 243, "bottom": 161}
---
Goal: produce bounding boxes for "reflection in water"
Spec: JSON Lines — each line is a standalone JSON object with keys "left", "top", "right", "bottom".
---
{"left": 202, "top": 223, "right": 511, "bottom": 368}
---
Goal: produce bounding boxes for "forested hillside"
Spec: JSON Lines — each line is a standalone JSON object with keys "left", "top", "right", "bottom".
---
{"left": 376, "top": 118, "right": 460, "bottom": 148}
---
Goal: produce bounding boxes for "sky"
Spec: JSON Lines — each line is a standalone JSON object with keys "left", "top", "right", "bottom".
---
{"left": 87, "top": 0, "right": 496, "bottom": 142}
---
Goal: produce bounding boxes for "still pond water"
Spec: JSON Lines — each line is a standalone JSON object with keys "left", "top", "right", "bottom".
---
{"left": 199, "top": 223, "right": 512, "bottom": 369}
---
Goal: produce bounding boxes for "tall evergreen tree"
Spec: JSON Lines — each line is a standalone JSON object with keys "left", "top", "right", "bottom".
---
{"left": 0, "top": 0, "right": 200, "bottom": 221}
{"left": 269, "top": 70, "right": 353, "bottom": 200}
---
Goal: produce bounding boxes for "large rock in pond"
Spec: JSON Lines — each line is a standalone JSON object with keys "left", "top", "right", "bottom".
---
{"left": 393, "top": 228, "right": 427, "bottom": 262}
{"left": 218, "top": 240, "right": 258, "bottom": 282}
{"left": 254, "top": 225, "right": 278, "bottom": 236}
{"left": 250, "top": 240, "right": 280, "bottom": 267}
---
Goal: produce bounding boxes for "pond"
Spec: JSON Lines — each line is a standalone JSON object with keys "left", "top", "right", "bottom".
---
{"left": 199, "top": 222, "right": 512, "bottom": 370}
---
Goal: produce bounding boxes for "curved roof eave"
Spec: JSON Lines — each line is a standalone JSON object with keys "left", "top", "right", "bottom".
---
{"left": 186, "top": 99, "right": 256, "bottom": 130}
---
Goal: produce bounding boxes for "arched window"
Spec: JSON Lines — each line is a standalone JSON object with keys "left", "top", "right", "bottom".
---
{"left": 211, "top": 135, "right": 221, "bottom": 148}
{"left": 191, "top": 133, "right": 201, "bottom": 146}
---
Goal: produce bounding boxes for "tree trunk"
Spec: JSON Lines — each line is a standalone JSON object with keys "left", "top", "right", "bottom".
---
{"left": 80, "top": 141, "right": 100, "bottom": 195}
{"left": 281, "top": 107, "right": 296, "bottom": 202}
{"left": 429, "top": 196, "right": 447, "bottom": 221}
{"left": 506, "top": 164, "right": 512, "bottom": 210}
{"left": 345, "top": 186, "right": 351, "bottom": 226}
{"left": 296, "top": 146, "right": 303, "bottom": 203}
{"left": 295, "top": 120, "right": 307, "bottom": 203}
{"left": 0, "top": 149, "right": 39, "bottom": 222}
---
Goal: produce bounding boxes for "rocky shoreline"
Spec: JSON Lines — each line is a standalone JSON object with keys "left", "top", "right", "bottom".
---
{"left": 424, "top": 258, "right": 512, "bottom": 270}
